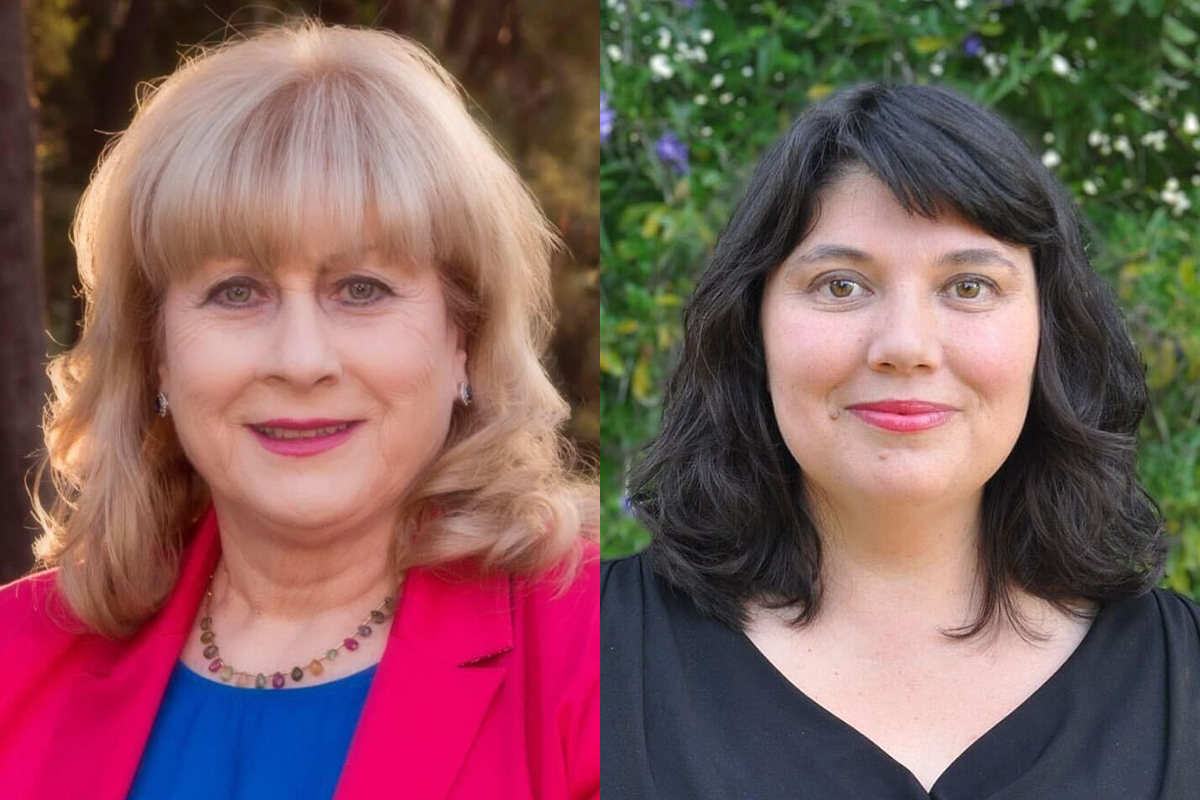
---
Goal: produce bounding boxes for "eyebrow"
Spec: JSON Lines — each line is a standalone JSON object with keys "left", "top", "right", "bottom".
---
{"left": 789, "top": 244, "right": 1021, "bottom": 274}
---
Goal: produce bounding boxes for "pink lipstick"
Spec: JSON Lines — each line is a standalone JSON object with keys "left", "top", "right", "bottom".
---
{"left": 247, "top": 419, "right": 362, "bottom": 457}
{"left": 845, "top": 399, "right": 956, "bottom": 433}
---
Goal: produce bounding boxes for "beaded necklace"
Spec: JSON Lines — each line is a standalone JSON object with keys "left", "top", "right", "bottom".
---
{"left": 197, "top": 572, "right": 396, "bottom": 689}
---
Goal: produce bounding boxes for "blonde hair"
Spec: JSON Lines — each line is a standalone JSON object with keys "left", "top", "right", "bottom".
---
{"left": 31, "top": 19, "right": 597, "bottom": 640}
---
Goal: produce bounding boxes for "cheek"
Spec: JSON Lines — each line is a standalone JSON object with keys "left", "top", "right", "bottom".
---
{"left": 946, "top": 311, "right": 1040, "bottom": 414}
{"left": 763, "top": 305, "right": 863, "bottom": 401}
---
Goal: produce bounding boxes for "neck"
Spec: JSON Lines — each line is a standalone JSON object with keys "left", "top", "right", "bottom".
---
{"left": 809, "top": 485, "right": 987, "bottom": 635}
{"left": 209, "top": 496, "right": 400, "bottom": 624}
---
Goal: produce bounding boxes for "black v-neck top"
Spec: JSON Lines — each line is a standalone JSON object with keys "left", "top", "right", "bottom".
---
{"left": 601, "top": 552, "right": 1200, "bottom": 799}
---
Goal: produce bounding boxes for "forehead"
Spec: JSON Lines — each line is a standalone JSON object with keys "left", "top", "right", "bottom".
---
{"left": 798, "top": 170, "right": 1033, "bottom": 271}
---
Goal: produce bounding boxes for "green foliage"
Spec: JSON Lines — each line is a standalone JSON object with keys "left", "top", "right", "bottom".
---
{"left": 600, "top": 0, "right": 1200, "bottom": 599}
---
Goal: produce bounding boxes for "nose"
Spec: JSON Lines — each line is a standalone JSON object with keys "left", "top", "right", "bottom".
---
{"left": 258, "top": 290, "right": 342, "bottom": 387}
{"left": 865, "top": 287, "right": 943, "bottom": 374}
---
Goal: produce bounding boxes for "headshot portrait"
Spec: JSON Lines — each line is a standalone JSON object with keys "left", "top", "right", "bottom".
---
{"left": 600, "top": 2, "right": 1200, "bottom": 798}
{"left": 0, "top": 7, "right": 600, "bottom": 800}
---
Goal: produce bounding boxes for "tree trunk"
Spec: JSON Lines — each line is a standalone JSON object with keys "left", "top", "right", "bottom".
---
{"left": 0, "top": 0, "right": 49, "bottom": 583}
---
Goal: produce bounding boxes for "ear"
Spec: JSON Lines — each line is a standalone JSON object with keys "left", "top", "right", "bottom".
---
{"left": 157, "top": 360, "right": 169, "bottom": 394}
{"left": 452, "top": 327, "right": 468, "bottom": 387}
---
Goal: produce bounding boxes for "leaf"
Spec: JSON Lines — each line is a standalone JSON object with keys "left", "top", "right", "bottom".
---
{"left": 1139, "top": 0, "right": 1164, "bottom": 17}
{"left": 979, "top": 22, "right": 1005, "bottom": 37}
{"left": 631, "top": 355, "right": 654, "bottom": 400}
{"left": 641, "top": 207, "right": 666, "bottom": 239}
{"left": 614, "top": 319, "right": 640, "bottom": 335}
{"left": 1147, "top": 337, "right": 1178, "bottom": 390}
{"left": 1112, "top": 0, "right": 1138, "bottom": 15}
{"left": 806, "top": 82, "right": 834, "bottom": 100}
{"left": 912, "top": 36, "right": 952, "bottom": 55}
{"left": 600, "top": 347, "right": 625, "bottom": 378}
{"left": 1165, "top": 14, "right": 1198, "bottom": 45}
{"left": 1163, "top": 39, "right": 1194, "bottom": 70}
{"left": 1180, "top": 257, "right": 1198, "bottom": 295}
{"left": 655, "top": 292, "right": 682, "bottom": 307}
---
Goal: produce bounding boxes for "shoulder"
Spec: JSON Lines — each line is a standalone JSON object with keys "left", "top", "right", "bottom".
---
{"left": 0, "top": 568, "right": 81, "bottom": 655}
{"left": 1098, "top": 586, "right": 1200, "bottom": 656}
{"left": 512, "top": 540, "right": 600, "bottom": 658}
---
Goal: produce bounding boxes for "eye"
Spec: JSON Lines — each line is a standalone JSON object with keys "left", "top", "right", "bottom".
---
{"left": 815, "top": 276, "right": 866, "bottom": 299}
{"left": 206, "top": 279, "right": 262, "bottom": 307}
{"left": 338, "top": 277, "right": 393, "bottom": 305}
{"left": 948, "top": 276, "right": 996, "bottom": 300}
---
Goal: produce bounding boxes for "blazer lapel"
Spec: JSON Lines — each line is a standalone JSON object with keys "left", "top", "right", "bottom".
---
{"left": 334, "top": 563, "right": 513, "bottom": 800}
{"left": 64, "top": 504, "right": 221, "bottom": 800}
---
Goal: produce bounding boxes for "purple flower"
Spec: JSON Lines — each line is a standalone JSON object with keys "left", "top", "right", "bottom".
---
{"left": 962, "top": 34, "right": 984, "bottom": 58}
{"left": 600, "top": 92, "right": 615, "bottom": 143}
{"left": 655, "top": 131, "right": 689, "bottom": 174}
{"left": 676, "top": 0, "right": 697, "bottom": 8}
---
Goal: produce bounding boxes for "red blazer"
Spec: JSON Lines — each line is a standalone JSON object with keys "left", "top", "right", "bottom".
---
{"left": 0, "top": 504, "right": 599, "bottom": 799}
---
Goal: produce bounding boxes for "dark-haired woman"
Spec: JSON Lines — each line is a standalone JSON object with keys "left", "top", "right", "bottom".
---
{"left": 602, "top": 83, "right": 1200, "bottom": 799}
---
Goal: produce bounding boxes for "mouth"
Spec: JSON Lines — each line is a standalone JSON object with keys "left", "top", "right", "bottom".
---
{"left": 250, "top": 422, "right": 356, "bottom": 440}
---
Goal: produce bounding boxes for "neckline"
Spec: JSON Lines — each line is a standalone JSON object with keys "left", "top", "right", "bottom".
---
{"left": 732, "top": 598, "right": 1108, "bottom": 796}
{"left": 174, "top": 658, "right": 379, "bottom": 696}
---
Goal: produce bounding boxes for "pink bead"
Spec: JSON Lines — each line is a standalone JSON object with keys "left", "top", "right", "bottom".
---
{"left": 272, "top": 672, "right": 285, "bottom": 689}
{"left": 343, "top": 638, "right": 359, "bottom": 651}
{"left": 208, "top": 658, "right": 223, "bottom": 672}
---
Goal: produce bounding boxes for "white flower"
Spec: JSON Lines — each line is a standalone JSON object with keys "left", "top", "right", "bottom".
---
{"left": 1088, "top": 130, "right": 1104, "bottom": 147}
{"left": 1043, "top": 131, "right": 1056, "bottom": 144}
{"left": 649, "top": 53, "right": 674, "bottom": 79}
{"left": 1191, "top": 175, "right": 1200, "bottom": 187}
{"left": 694, "top": 94, "right": 708, "bottom": 106}
{"left": 699, "top": 29, "right": 714, "bottom": 45}
{"left": 1042, "top": 149, "right": 1062, "bottom": 168}
{"left": 657, "top": 28, "right": 672, "bottom": 50}
{"left": 1085, "top": 37, "right": 1097, "bottom": 51}
{"left": 1184, "top": 112, "right": 1200, "bottom": 136}
{"left": 1114, "top": 135, "right": 1133, "bottom": 158}
{"left": 608, "top": 20, "right": 620, "bottom": 31}
{"left": 711, "top": 73, "right": 725, "bottom": 88}
{"left": 606, "top": 44, "right": 623, "bottom": 62}
{"left": 719, "top": 92, "right": 734, "bottom": 104}
{"left": 1051, "top": 54, "right": 1071, "bottom": 76}
{"left": 955, "top": 0, "right": 971, "bottom": 8}
{"left": 1174, "top": 194, "right": 1192, "bottom": 215}
{"left": 930, "top": 62, "right": 944, "bottom": 77}
{"left": 1141, "top": 130, "right": 1168, "bottom": 152}
{"left": 1122, "top": 177, "right": 1134, "bottom": 190}
{"left": 983, "top": 53, "right": 1002, "bottom": 77}
{"left": 639, "top": 11, "right": 650, "bottom": 21}
{"left": 1083, "top": 180, "right": 1098, "bottom": 196}
{"left": 742, "top": 65, "right": 754, "bottom": 77}
{"left": 1165, "top": 177, "right": 1180, "bottom": 192}
{"left": 700, "top": 125, "right": 713, "bottom": 137}
{"left": 774, "top": 71, "right": 784, "bottom": 81}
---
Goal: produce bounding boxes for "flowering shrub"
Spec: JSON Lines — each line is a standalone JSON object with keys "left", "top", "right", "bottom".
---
{"left": 600, "top": 0, "right": 1200, "bottom": 600}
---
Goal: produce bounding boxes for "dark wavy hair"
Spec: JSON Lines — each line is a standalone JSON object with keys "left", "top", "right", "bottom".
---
{"left": 627, "top": 82, "right": 1167, "bottom": 640}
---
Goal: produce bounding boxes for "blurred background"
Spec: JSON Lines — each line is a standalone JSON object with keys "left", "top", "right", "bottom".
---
{"left": 600, "top": 0, "right": 1200, "bottom": 600}
{"left": 0, "top": 0, "right": 599, "bottom": 583}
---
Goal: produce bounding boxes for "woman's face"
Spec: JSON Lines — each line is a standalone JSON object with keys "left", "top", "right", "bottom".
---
{"left": 760, "top": 170, "right": 1039, "bottom": 510}
{"left": 158, "top": 245, "right": 467, "bottom": 532}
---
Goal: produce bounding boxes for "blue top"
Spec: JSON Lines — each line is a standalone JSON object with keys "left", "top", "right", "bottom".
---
{"left": 127, "top": 660, "right": 377, "bottom": 800}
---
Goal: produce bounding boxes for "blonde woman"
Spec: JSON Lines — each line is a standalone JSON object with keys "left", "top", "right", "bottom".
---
{"left": 0, "top": 20, "right": 598, "bottom": 800}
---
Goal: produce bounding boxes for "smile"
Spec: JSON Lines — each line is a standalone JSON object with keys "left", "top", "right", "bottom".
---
{"left": 247, "top": 421, "right": 362, "bottom": 457}
{"left": 251, "top": 423, "right": 353, "bottom": 440}
{"left": 847, "top": 409, "right": 955, "bottom": 433}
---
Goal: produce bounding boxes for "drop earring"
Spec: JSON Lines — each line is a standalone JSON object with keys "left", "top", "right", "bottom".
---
{"left": 458, "top": 382, "right": 473, "bottom": 407}
{"left": 155, "top": 391, "right": 170, "bottom": 418}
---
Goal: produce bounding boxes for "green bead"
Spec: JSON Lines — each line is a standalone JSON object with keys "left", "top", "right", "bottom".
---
{"left": 255, "top": 673, "right": 267, "bottom": 689}
{"left": 370, "top": 610, "right": 386, "bottom": 624}
{"left": 326, "top": 648, "right": 338, "bottom": 659}
{"left": 200, "top": 631, "right": 215, "bottom": 644}
{"left": 200, "top": 616, "right": 212, "bottom": 631}
{"left": 291, "top": 666, "right": 303, "bottom": 682}
{"left": 219, "top": 665, "right": 234, "bottom": 682}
